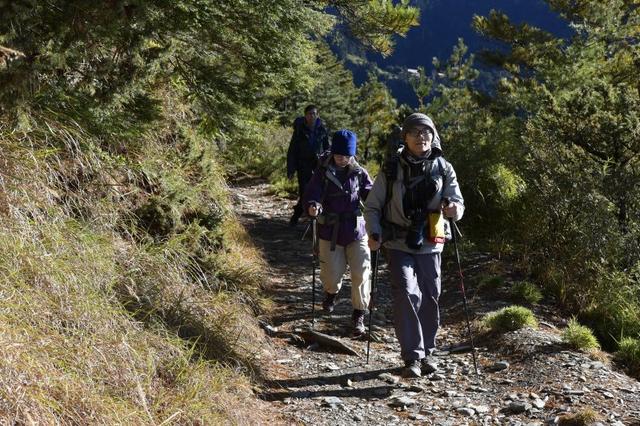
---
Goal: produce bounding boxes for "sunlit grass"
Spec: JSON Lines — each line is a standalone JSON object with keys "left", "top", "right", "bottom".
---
{"left": 482, "top": 305, "right": 538, "bottom": 333}
{"left": 562, "top": 319, "right": 600, "bottom": 351}
{"left": 0, "top": 109, "right": 273, "bottom": 422}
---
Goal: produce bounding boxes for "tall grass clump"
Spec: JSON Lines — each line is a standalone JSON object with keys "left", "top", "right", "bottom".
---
{"left": 562, "top": 319, "right": 600, "bottom": 351}
{"left": 615, "top": 337, "right": 640, "bottom": 377}
{"left": 558, "top": 408, "right": 600, "bottom": 426}
{"left": 510, "top": 281, "right": 543, "bottom": 304}
{"left": 483, "top": 306, "right": 538, "bottom": 333}
{"left": 579, "top": 269, "right": 640, "bottom": 350}
{"left": 477, "top": 275, "right": 505, "bottom": 293}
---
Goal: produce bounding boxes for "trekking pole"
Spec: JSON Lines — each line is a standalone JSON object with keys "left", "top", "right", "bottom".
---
{"left": 366, "top": 236, "right": 380, "bottom": 364}
{"left": 311, "top": 218, "right": 318, "bottom": 329}
{"left": 301, "top": 220, "right": 311, "bottom": 241}
{"left": 449, "top": 218, "right": 479, "bottom": 375}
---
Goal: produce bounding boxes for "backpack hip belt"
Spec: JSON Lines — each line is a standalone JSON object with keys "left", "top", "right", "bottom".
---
{"left": 317, "top": 208, "right": 362, "bottom": 251}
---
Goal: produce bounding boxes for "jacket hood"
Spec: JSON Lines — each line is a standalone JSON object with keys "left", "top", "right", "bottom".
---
{"left": 401, "top": 113, "right": 443, "bottom": 155}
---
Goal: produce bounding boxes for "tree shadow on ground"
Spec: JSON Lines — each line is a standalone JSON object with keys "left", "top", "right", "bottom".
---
{"left": 259, "top": 366, "right": 400, "bottom": 401}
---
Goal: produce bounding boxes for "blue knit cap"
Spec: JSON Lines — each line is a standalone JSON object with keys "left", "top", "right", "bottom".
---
{"left": 331, "top": 129, "right": 357, "bottom": 156}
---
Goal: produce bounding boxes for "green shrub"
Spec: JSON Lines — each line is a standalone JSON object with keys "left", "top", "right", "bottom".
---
{"left": 562, "top": 319, "right": 600, "bottom": 351}
{"left": 483, "top": 306, "right": 537, "bottom": 332}
{"left": 477, "top": 275, "right": 505, "bottom": 293}
{"left": 510, "top": 281, "right": 543, "bottom": 304}
{"left": 615, "top": 337, "right": 640, "bottom": 375}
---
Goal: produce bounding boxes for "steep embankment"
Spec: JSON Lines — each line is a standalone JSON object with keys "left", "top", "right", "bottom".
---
{"left": 233, "top": 178, "right": 640, "bottom": 426}
{"left": 0, "top": 119, "right": 278, "bottom": 423}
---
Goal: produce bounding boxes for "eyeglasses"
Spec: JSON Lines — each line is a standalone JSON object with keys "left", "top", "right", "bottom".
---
{"left": 408, "top": 128, "right": 433, "bottom": 138}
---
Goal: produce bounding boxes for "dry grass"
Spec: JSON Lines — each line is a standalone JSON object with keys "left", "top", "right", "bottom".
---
{"left": 0, "top": 110, "right": 275, "bottom": 423}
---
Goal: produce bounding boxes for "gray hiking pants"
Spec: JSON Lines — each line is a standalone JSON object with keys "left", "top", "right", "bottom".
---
{"left": 387, "top": 249, "right": 441, "bottom": 361}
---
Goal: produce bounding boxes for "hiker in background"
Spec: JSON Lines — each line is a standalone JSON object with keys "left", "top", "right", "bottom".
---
{"left": 364, "top": 113, "right": 464, "bottom": 378}
{"left": 287, "top": 104, "right": 330, "bottom": 226}
{"left": 303, "top": 130, "right": 373, "bottom": 336}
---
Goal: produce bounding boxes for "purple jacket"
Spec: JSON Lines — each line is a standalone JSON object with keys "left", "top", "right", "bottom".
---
{"left": 303, "top": 157, "right": 373, "bottom": 247}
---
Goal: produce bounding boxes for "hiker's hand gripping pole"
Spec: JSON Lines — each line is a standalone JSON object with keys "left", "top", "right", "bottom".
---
{"left": 449, "top": 217, "right": 479, "bottom": 375}
{"left": 366, "top": 233, "right": 380, "bottom": 364}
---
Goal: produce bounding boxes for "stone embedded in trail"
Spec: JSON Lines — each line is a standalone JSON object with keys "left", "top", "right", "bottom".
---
{"left": 491, "top": 360, "right": 510, "bottom": 371}
{"left": 582, "top": 361, "right": 606, "bottom": 370}
{"left": 409, "top": 413, "right": 428, "bottom": 421}
{"left": 258, "top": 320, "right": 279, "bottom": 336}
{"left": 430, "top": 373, "right": 446, "bottom": 381}
{"left": 299, "top": 329, "right": 360, "bottom": 356}
{"left": 320, "top": 362, "right": 340, "bottom": 371}
{"left": 388, "top": 396, "right": 417, "bottom": 408}
{"left": 467, "top": 386, "right": 490, "bottom": 393}
{"left": 532, "top": 398, "right": 545, "bottom": 409}
{"left": 469, "top": 404, "right": 490, "bottom": 413}
{"left": 456, "top": 407, "right": 476, "bottom": 416}
{"left": 379, "top": 372, "right": 400, "bottom": 384}
{"left": 322, "top": 396, "right": 344, "bottom": 409}
{"left": 505, "top": 401, "right": 532, "bottom": 414}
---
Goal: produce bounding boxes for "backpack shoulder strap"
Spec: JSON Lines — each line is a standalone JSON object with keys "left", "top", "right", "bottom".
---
{"left": 382, "top": 152, "right": 400, "bottom": 213}
{"left": 317, "top": 155, "right": 332, "bottom": 204}
{"left": 436, "top": 156, "right": 447, "bottom": 184}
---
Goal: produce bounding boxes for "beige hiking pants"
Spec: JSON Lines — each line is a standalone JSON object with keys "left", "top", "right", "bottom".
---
{"left": 318, "top": 237, "right": 371, "bottom": 311}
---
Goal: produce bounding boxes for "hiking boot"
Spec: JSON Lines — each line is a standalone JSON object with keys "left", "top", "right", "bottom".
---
{"left": 352, "top": 309, "right": 366, "bottom": 336}
{"left": 421, "top": 356, "right": 438, "bottom": 374}
{"left": 322, "top": 292, "right": 337, "bottom": 313}
{"left": 402, "top": 359, "right": 422, "bottom": 378}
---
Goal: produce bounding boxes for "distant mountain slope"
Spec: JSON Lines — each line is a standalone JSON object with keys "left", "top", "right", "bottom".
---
{"left": 349, "top": 0, "right": 573, "bottom": 105}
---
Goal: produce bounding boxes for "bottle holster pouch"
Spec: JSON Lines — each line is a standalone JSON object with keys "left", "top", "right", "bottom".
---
{"left": 427, "top": 211, "right": 447, "bottom": 244}
{"left": 382, "top": 211, "right": 451, "bottom": 248}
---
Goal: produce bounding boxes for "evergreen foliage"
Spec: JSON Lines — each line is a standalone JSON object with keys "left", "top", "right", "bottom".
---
{"left": 355, "top": 73, "right": 398, "bottom": 161}
{"left": 409, "top": 2, "right": 639, "bottom": 359}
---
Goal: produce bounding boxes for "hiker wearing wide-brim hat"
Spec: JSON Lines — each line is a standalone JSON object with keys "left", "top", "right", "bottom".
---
{"left": 364, "top": 113, "right": 464, "bottom": 378}
{"left": 303, "top": 129, "right": 374, "bottom": 336}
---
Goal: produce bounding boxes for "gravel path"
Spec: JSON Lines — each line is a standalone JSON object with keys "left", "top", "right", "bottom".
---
{"left": 231, "top": 177, "right": 640, "bottom": 426}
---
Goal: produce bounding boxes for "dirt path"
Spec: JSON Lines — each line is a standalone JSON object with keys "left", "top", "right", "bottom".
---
{"left": 231, "top": 178, "right": 640, "bottom": 426}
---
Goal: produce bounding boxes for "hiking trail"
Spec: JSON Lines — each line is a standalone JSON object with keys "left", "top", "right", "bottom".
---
{"left": 231, "top": 177, "right": 640, "bottom": 426}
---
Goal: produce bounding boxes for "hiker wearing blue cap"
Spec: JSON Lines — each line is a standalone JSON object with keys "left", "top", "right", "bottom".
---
{"left": 303, "top": 129, "right": 373, "bottom": 336}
